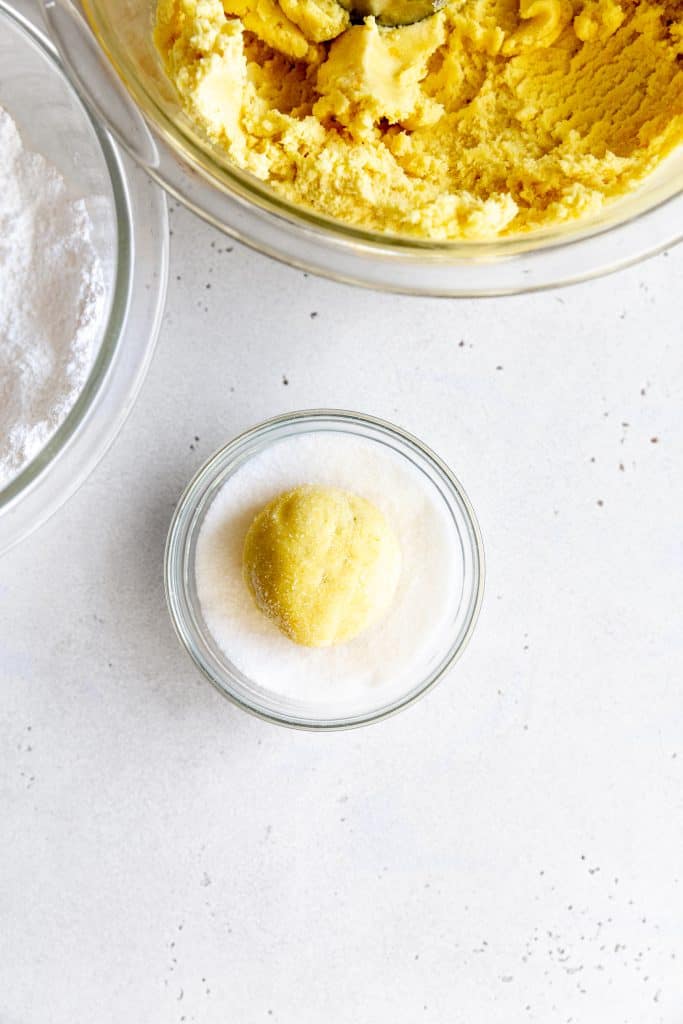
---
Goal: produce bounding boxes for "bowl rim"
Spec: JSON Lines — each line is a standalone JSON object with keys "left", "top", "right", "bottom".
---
{"left": 0, "top": 0, "right": 169, "bottom": 554}
{"left": 164, "top": 409, "right": 486, "bottom": 731}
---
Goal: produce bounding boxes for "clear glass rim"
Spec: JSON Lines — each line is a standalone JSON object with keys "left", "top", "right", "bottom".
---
{"left": 164, "top": 409, "right": 486, "bottom": 731}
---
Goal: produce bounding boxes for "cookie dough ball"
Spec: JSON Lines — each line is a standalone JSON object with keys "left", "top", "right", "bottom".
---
{"left": 243, "top": 484, "right": 401, "bottom": 647}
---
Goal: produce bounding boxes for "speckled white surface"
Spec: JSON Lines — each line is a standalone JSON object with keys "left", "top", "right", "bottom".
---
{"left": 2, "top": 8, "right": 683, "bottom": 1018}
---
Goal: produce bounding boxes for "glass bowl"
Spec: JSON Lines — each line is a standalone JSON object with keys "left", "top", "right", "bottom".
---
{"left": 165, "top": 410, "right": 485, "bottom": 730}
{"left": 0, "top": 1, "right": 168, "bottom": 555}
{"left": 43, "top": 0, "right": 683, "bottom": 296}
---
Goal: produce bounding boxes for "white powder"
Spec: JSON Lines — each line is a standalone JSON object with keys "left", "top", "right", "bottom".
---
{"left": 0, "top": 106, "right": 105, "bottom": 490}
{"left": 195, "top": 433, "right": 464, "bottom": 706}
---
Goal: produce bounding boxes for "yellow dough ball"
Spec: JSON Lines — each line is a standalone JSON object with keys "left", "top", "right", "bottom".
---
{"left": 243, "top": 484, "right": 401, "bottom": 647}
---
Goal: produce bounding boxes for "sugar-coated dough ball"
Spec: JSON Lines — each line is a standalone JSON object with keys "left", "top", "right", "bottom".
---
{"left": 243, "top": 484, "right": 401, "bottom": 647}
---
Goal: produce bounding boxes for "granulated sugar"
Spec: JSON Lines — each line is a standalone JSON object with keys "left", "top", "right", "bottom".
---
{"left": 0, "top": 106, "right": 105, "bottom": 489}
{"left": 195, "top": 432, "right": 464, "bottom": 703}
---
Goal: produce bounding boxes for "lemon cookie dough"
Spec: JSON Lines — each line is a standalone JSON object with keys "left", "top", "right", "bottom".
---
{"left": 155, "top": 0, "right": 683, "bottom": 239}
{"left": 243, "top": 485, "right": 401, "bottom": 647}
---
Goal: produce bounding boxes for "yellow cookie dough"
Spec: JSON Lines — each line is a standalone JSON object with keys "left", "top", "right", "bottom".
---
{"left": 155, "top": 0, "right": 683, "bottom": 239}
{"left": 242, "top": 485, "right": 401, "bottom": 647}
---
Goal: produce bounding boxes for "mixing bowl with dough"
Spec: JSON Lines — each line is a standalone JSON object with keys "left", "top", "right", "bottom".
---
{"left": 153, "top": 0, "right": 682, "bottom": 241}
{"left": 44, "top": 0, "right": 683, "bottom": 294}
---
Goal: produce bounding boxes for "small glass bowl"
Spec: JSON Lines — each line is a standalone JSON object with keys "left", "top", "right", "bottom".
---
{"left": 165, "top": 410, "right": 485, "bottom": 730}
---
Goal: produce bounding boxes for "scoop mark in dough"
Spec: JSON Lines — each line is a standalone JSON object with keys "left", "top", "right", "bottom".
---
{"left": 154, "top": 0, "right": 683, "bottom": 239}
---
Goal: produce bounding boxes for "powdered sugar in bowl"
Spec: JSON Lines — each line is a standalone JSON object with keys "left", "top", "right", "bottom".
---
{"left": 0, "top": 2, "right": 167, "bottom": 554}
{"left": 165, "top": 410, "right": 485, "bottom": 730}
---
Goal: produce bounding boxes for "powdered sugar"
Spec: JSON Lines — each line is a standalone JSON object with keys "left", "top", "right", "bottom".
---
{"left": 0, "top": 106, "right": 105, "bottom": 489}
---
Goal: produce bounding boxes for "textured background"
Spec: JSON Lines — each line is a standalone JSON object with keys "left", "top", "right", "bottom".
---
{"left": 2, "top": 8, "right": 683, "bottom": 1019}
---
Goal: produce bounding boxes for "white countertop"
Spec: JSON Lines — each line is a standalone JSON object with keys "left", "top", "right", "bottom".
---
{"left": 2, "top": 10, "right": 683, "bottom": 1018}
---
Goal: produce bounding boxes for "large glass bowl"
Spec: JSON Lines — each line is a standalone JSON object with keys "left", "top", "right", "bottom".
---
{"left": 0, "top": 1, "right": 168, "bottom": 555}
{"left": 43, "top": 0, "right": 683, "bottom": 295}
{"left": 165, "top": 410, "right": 485, "bottom": 730}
